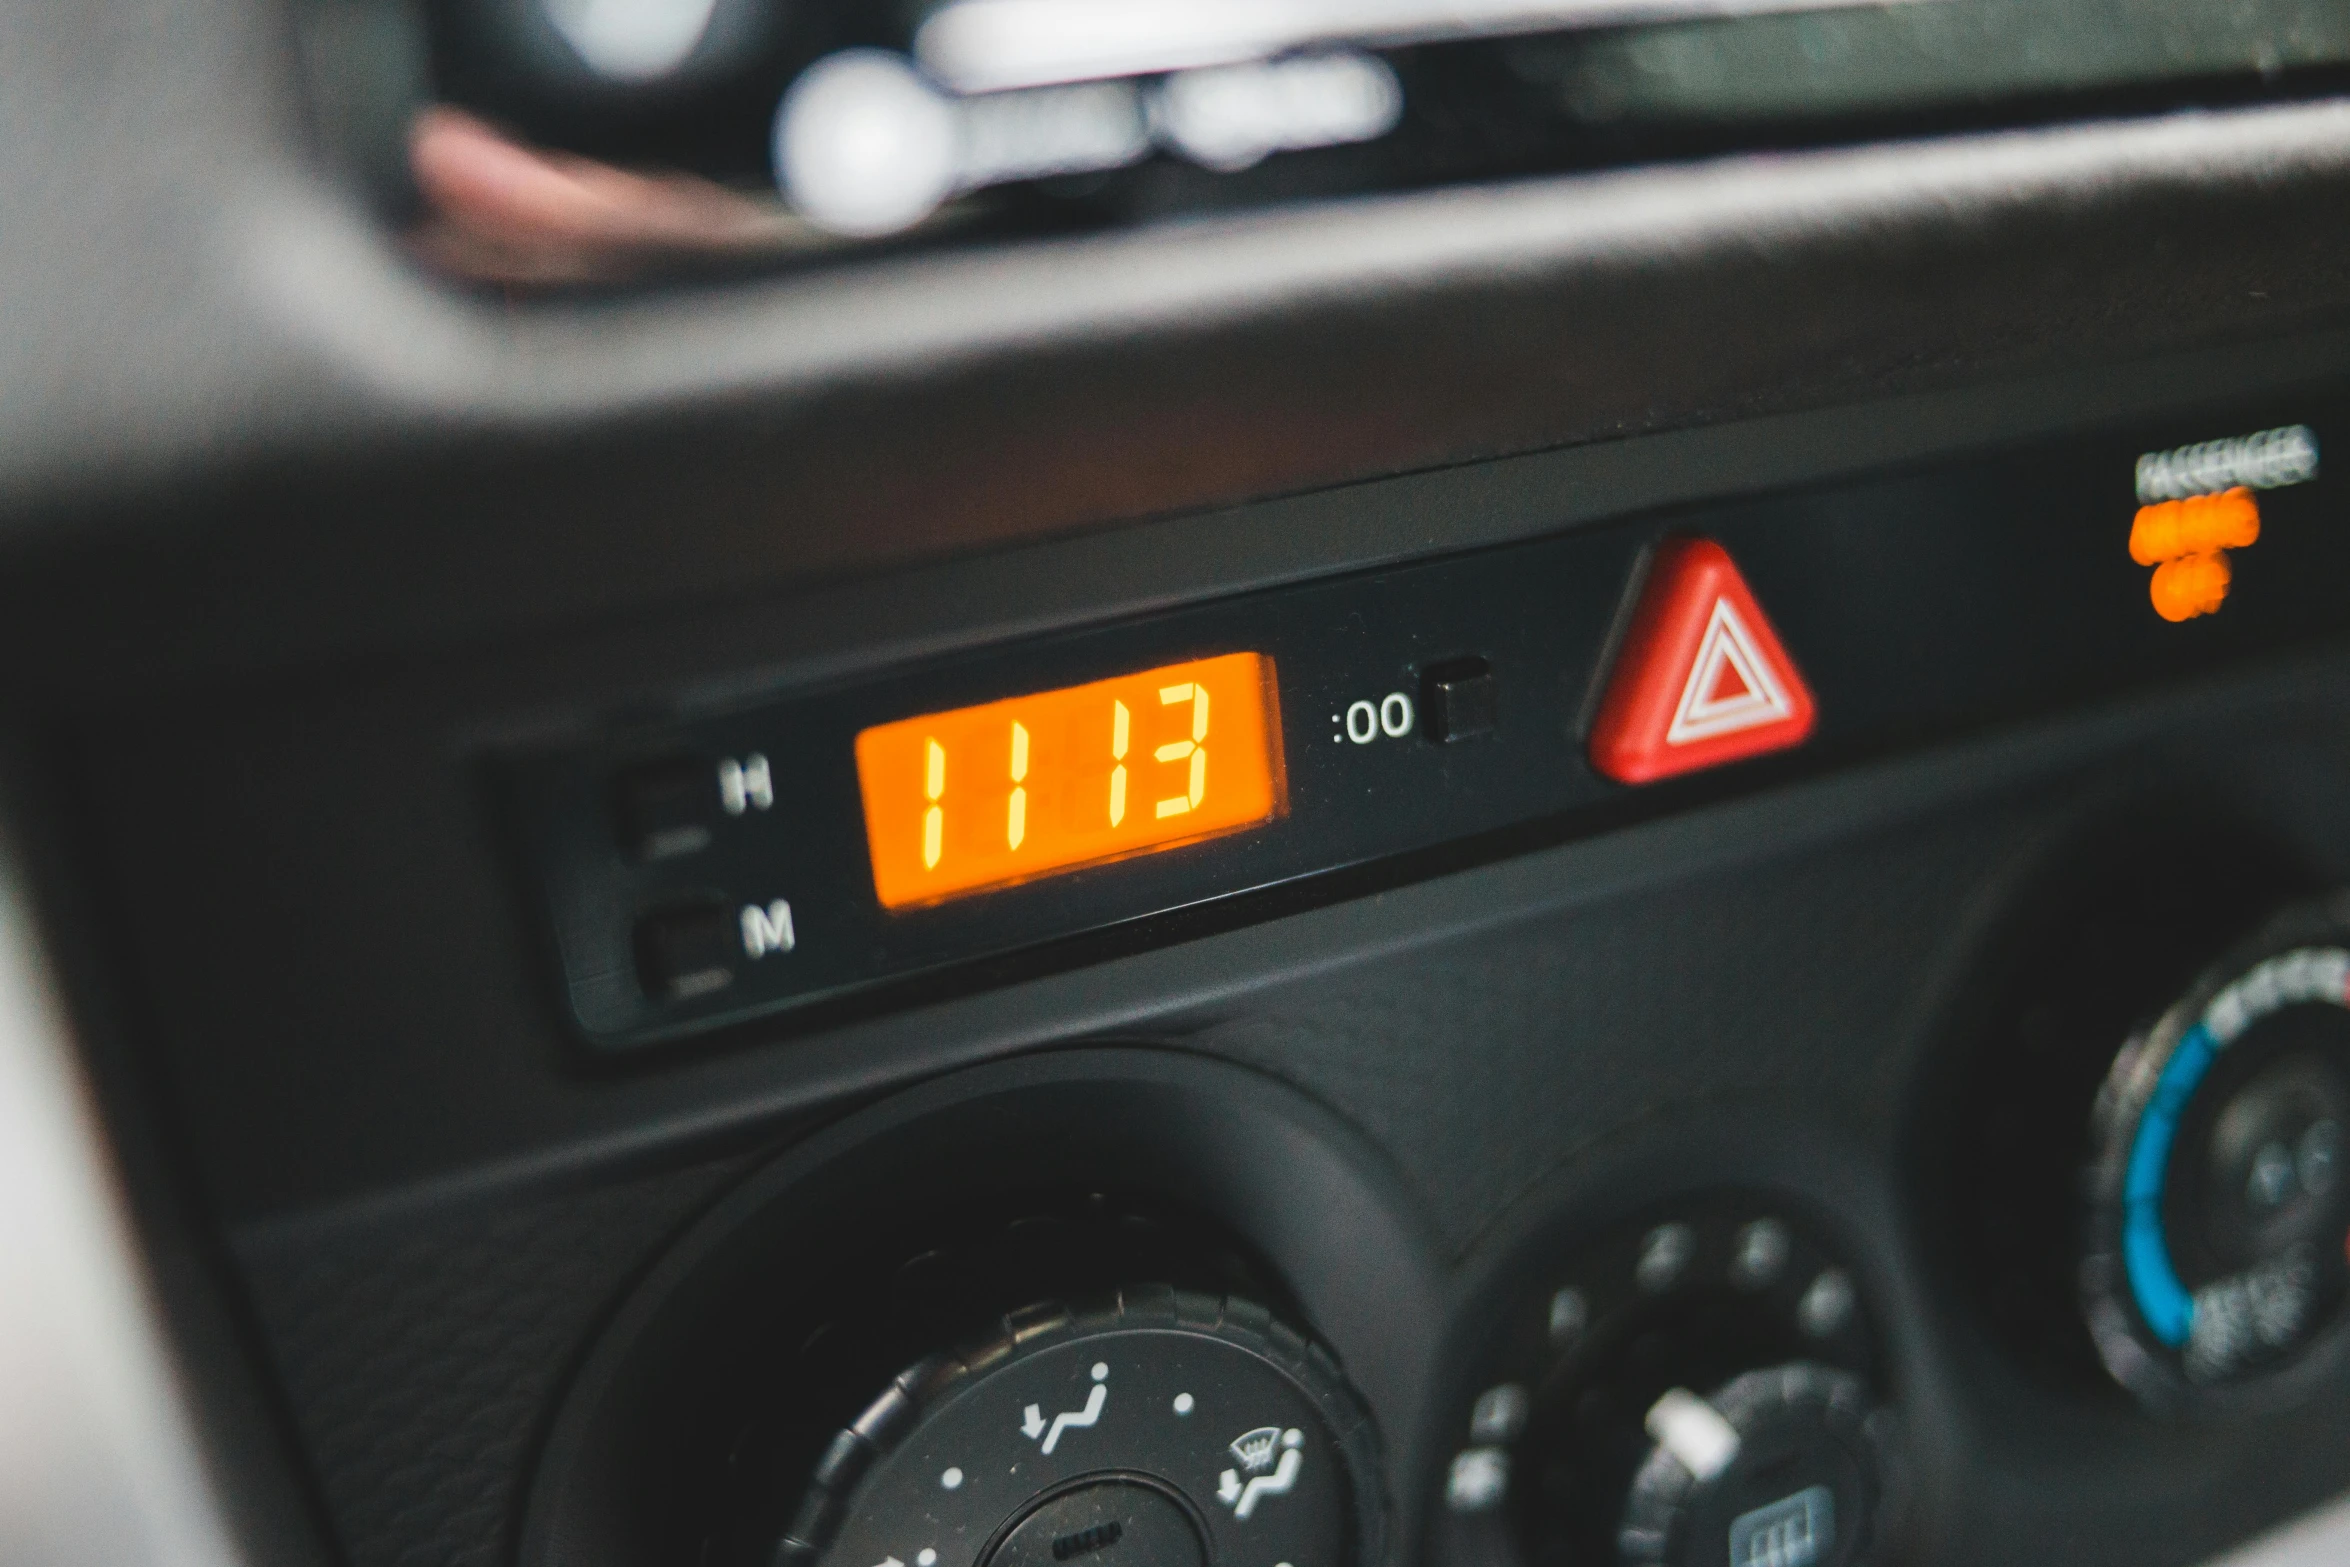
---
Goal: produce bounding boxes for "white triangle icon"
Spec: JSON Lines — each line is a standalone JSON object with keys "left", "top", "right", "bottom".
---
{"left": 1665, "top": 596, "right": 1794, "bottom": 746}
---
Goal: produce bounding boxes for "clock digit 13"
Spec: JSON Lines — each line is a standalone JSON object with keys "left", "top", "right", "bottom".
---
{"left": 854, "top": 652, "right": 1286, "bottom": 910}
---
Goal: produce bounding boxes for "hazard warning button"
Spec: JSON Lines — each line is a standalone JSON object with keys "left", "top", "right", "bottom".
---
{"left": 1588, "top": 537, "right": 1816, "bottom": 784}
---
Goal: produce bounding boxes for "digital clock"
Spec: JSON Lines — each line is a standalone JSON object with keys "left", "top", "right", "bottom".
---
{"left": 853, "top": 652, "right": 1287, "bottom": 909}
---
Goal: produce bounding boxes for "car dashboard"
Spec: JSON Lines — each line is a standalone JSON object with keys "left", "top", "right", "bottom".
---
{"left": 7, "top": 5, "right": 2350, "bottom": 1567}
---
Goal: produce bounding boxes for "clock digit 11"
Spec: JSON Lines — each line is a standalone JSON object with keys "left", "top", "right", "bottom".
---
{"left": 853, "top": 652, "right": 1287, "bottom": 910}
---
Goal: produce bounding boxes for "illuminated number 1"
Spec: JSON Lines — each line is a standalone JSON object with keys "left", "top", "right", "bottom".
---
{"left": 1155, "top": 682, "right": 1209, "bottom": 818}
{"left": 1109, "top": 700, "right": 1129, "bottom": 826}
{"left": 1007, "top": 721, "right": 1029, "bottom": 849}
{"left": 923, "top": 738, "right": 945, "bottom": 869}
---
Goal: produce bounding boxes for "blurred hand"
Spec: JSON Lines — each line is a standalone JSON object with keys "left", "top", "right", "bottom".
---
{"left": 407, "top": 106, "right": 803, "bottom": 284}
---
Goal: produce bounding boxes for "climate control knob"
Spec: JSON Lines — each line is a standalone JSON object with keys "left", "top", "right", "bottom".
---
{"left": 774, "top": 1288, "right": 1383, "bottom": 1567}
{"left": 2083, "top": 895, "right": 2350, "bottom": 1410}
{"left": 1434, "top": 1200, "right": 1904, "bottom": 1567}
{"left": 1620, "top": 1363, "right": 1892, "bottom": 1567}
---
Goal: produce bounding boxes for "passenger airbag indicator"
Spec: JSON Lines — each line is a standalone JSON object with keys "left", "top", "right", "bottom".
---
{"left": 2129, "top": 424, "right": 2318, "bottom": 622}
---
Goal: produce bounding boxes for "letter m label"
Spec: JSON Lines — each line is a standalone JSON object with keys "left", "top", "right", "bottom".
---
{"left": 740, "top": 900, "right": 795, "bottom": 958}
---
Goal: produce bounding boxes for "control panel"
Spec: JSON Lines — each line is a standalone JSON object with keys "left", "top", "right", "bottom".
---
{"left": 508, "top": 1064, "right": 1427, "bottom": 1567}
{"left": 511, "top": 411, "right": 2341, "bottom": 1049}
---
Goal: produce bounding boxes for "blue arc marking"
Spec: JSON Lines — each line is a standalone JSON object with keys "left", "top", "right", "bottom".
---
{"left": 2122, "top": 1024, "right": 2219, "bottom": 1348}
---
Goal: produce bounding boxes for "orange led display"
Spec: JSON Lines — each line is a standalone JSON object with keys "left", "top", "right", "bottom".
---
{"left": 854, "top": 652, "right": 1286, "bottom": 910}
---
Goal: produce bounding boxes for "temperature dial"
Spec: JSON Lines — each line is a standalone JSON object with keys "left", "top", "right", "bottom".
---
{"left": 2083, "top": 896, "right": 2350, "bottom": 1410}
{"left": 774, "top": 1288, "right": 1383, "bottom": 1567}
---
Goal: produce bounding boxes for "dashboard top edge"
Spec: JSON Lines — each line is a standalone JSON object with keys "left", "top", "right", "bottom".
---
{"left": 12, "top": 101, "right": 2350, "bottom": 698}
{"left": 279, "top": 95, "right": 2350, "bottom": 410}
{"left": 25, "top": 325, "right": 2350, "bottom": 716}
{"left": 458, "top": 345, "right": 2350, "bottom": 744}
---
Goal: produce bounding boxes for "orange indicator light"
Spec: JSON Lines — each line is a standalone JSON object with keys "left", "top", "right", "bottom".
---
{"left": 2148, "top": 551, "right": 2232, "bottom": 624}
{"left": 2129, "top": 487, "right": 2260, "bottom": 566}
{"left": 854, "top": 652, "right": 1285, "bottom": 910}
{"left": 2129, "top": 486, "right": 2260, "bottom": 622}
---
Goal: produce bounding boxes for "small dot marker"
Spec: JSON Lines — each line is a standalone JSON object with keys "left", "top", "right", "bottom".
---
{"left": 941, "top": 1467, "right": 964, "bottom": 1490}
{"left": 919, "top": 1553, "right": 938, "bottom": 1566}
{"left": 1091, "top": 1362, "right": 1109, "bottom": 1382}
{"left": 1173, "top": 1392, "right": 1195, "bottom": 1415}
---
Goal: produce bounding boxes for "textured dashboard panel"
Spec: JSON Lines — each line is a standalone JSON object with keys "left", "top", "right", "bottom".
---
{"left": 232, "top": 1158, "right": 747, "bottom": 1567}
{"left": 213, "top": 786, "right": 2015, "bottom": 1567}
{"left": 1192, "top": 812, "right": 2013, "bottom": 1257}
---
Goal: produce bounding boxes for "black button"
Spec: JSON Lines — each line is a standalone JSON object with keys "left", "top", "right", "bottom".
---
{"left": 614, "top": 757, "right": 717, "bottom": 861}
{"left": 633, "top": 901, "right": 736, "bottom": 1001}
{"left": 983, "top": 1478, "right": 1204, "bottom": 1567}
{"left": 1422, "top": 657, "right": 1497, "bottom": 743}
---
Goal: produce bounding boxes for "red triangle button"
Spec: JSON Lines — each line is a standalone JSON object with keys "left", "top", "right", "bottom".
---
{"left": 1588, "top": 537, "right": 1817, "bottom": 784}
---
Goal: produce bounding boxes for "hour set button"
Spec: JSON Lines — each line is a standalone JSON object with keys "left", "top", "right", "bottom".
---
{"left": 613, "top": 757, "right": 720, "bottom": 861}
{"left": 613, "top": 752, "right": 774, "bottom": 861}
